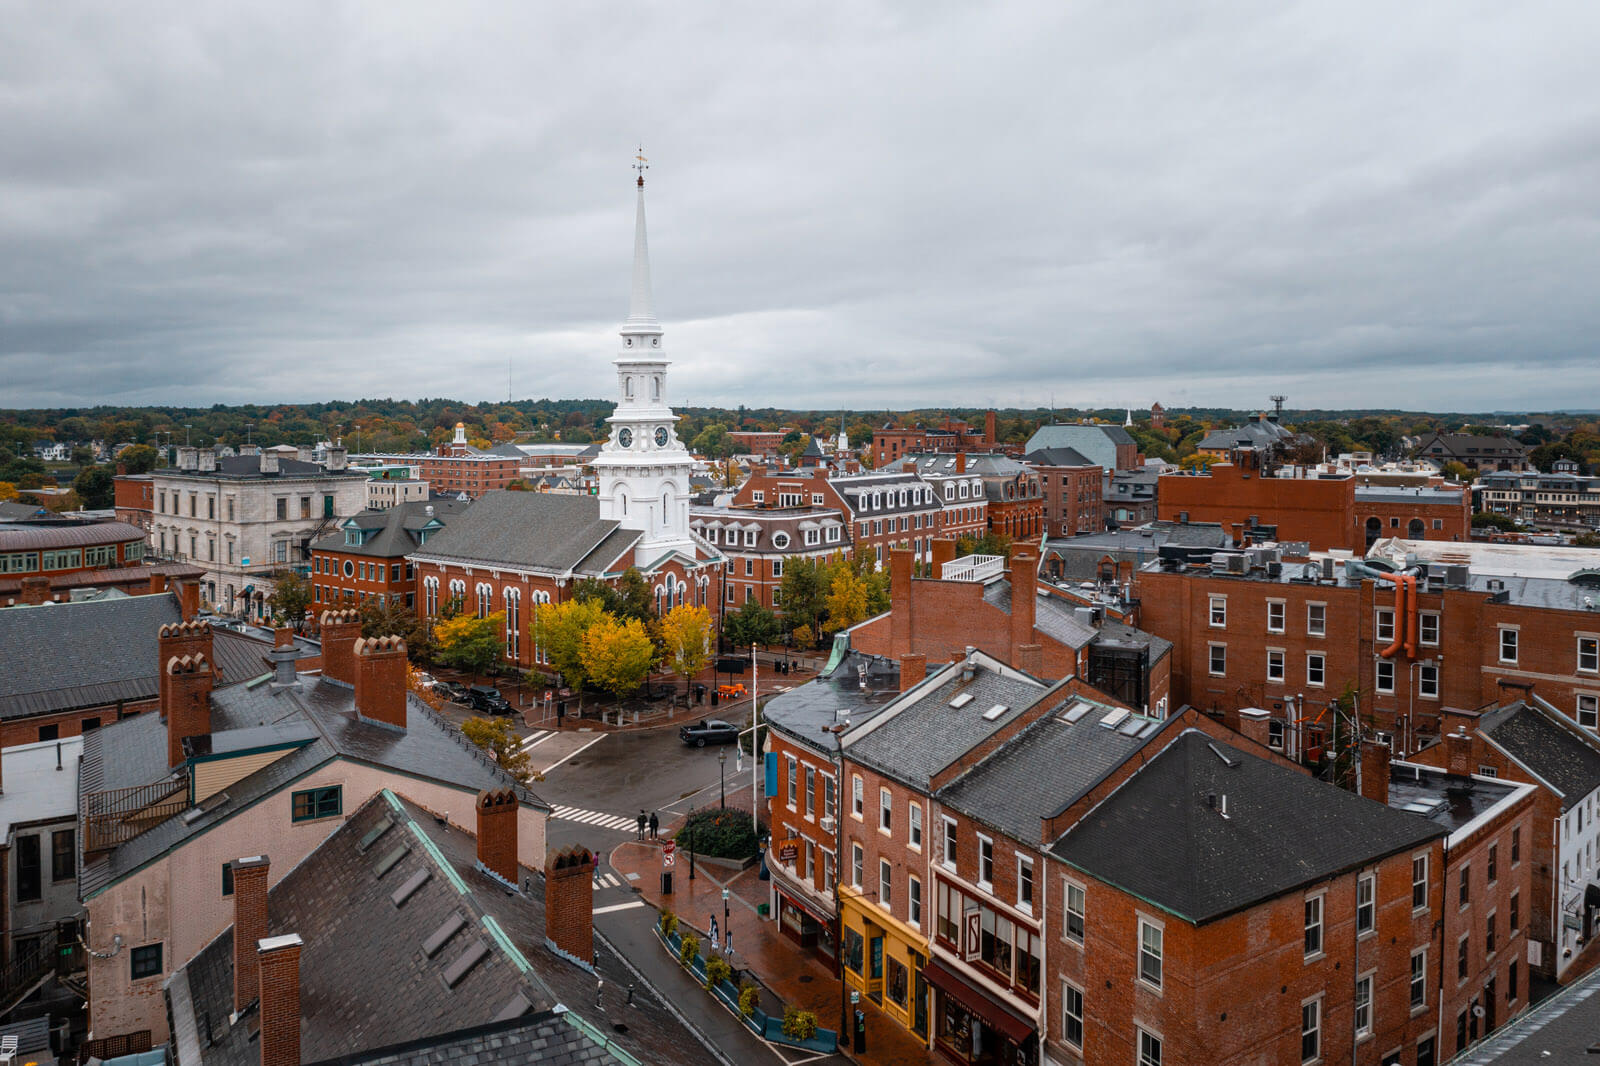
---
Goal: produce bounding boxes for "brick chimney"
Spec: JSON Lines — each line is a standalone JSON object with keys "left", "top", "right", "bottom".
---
{"left": 1008, "top": 545, "right": 1038, "bottom": 657}
{"left": 274, "top": 626, "right": 295, "bottom": 649}
{"left": 1236, "top": 707, "right": 1273, "bottom": 749}
{"left": 259, "top": 451, "right": 280, "bottom": 475}
{"left": 158, "top": 621, "right": 213, "bottom": 718}
{"left": 956, "top": 453, "right": 967, "bottom": 474}
{"left": 1445, "top": 727, "right": 1473, "bottom": 777}
{"left": 984, "top": 411, "right": 997, "bottom": 445}
{"left": 232, "top": 856, "right": 270, "bottom": 1016}
{"left": 476, "top": 789, "right": 520, "bottom": 885}
{"left": 318, "top": 609, "right": 361, "bottom": 684}
{"left": 900, "top": 653, "right": 926, "bottom": 690}
{"left": 354, "top": 635, "right": 408, "bottom": 729}
{"left": 257, "top": 933, "right": 302, "bottom": 1066}
{"left": 544, "top": 845, "right": 595, "bottom": 967}
{"left": 19, "top": 576, "right": 51, "bottom": 605}
{"left": 1015, "top": 644, "right": 1043, "bottom": 676}
{"left": 174, "top": 578, "right": 200, "bottom": 620}
{"left": 166, "top": 653, "right": 214, "bottom": 768}
{"left": 888, "top": 547, "right": 914, "bottom": 658}
{"left": 1359, "top": 740, "right": 1391, "bottom": 806}
{"left": 930, "top": 537, "right": 957, "bottom": 574}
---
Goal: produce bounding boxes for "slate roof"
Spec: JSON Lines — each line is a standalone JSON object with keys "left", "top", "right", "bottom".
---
{"left": 845, "top": 654, "right": 1063, "bottom": 790}
{"left": 298, "top": 1012, "right": 623, "bottom": 1066}
{"left": 0, "top": 521, "right": 148, "bottom": 550}
{"left": 0, "top": 593, "right": 181, "bottom": 720}
{"left": 78, "top": 676, "right": 547, "bottom": 899}
{"left": 1023, "top": 447, "right": 1096, "bottom": 468}
{"left": 313, "top": 499, "right": 471, "bottom": 559}
{"left": 1445, "top": 959, "right": 1600, "bottom": 1065}
{"left": 1024, "top": 423, "right": 1135, "bottom": 452}
{"left": 1052, "top": 731, "right": 1444, "bottom": 923}
{"left": 408, "top": 492, "right": 638, "bottom": 576}
{"left": 939, "top": 698, "right": 1166, "bottom": 844}
{"left": 1479, "top": 702, "right": 1600, "bottom": 811}
{"left": 762, "top": 650, "right": 900, "bottom": 758}
{"left": 166, "top": 791, "right": 711, "bottom": 1066}
{"left": 982, "top": 579, "right": 1095, "bottom": 650}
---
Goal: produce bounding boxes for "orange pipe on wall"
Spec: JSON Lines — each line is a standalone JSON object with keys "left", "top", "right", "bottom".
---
{"left": 1402, "top": 575, "right": 1418, "bottom": 660}
{"left": 1374, "top": 572, "right": 1407, "bottom": 659}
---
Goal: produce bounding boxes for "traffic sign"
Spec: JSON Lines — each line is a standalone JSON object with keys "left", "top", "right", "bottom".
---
{"left": 663, "top": 840, "right": 676, "bottom": 867}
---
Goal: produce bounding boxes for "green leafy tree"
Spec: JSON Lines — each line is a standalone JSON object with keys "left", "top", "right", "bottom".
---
{"left": 778, "top": 557, "right": 828, "bottom": 646}
{"left": 70, "top": 446, "right": 96, "bottom": 467}
{"left": 723, "top": 599, "right": 781, "bottom": 650}
{"left": 573, "top": 568, "right": 655, "bottom": 626}
{"left": 691, "top": 422, "right": 730, "bottom": 458}
{"left": 73, "top": 464, "right": 115, "bottom": 509}
{"left": 1471, "top": 512, "right": 1518, "bottom": 532}
{"left": 435, "top": 610, "right": 507, "bottom": 682}
{"left": 359, "top": 596, "right": 433, "bottom": 657}
{"left": 461, "top": 716, "right": 538, "bottom": 786}
{"left": 268, "top": 569, "right": 314, "bottom": 628}
{"left": 659, "top": 604, "right": 714, "bottom": 698}
{"left": 581, "top": 615, "right": 656, "bottom": 699}
{"left": 533, "top": 598, "right": 608, "bottom": 708}
{"left": 118, "top": 444, "right": 159, "bottom": 473}
{"left": 955, "top": 530, "right": 1012, "bottom": 559}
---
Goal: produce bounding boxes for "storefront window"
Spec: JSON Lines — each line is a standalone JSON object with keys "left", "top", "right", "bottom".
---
{"left": 842, "top": 927, "right": 864, "bottom": 975}
{"left": 887, "top": 958, "right": 908, "bottom": 1007}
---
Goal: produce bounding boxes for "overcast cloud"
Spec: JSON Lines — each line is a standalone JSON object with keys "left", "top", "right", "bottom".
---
{"left": 2, "top": 2, "right": 1598, "bottom": 413}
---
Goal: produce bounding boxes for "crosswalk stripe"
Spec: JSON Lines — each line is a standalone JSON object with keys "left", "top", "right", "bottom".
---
{"left": 518, "top": 730, "right": 552, "bottom": 750}
{"left": 550, "top": 806, "right": 640, "bottom": 832}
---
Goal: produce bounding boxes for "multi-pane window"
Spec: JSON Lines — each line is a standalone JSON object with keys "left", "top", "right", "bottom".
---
{"left": 1458, "top": 935, "right": 1469, "bottom": 980}
{"left": 1065, "top": 881, "right": 1085, "bottom": 944}
{"left": 1304, "top": 895, "right": 1323, "bottom": 957}
{"left": 978, "top": 836, "right": 994, "bottom": 886}
{"left": 1511, "top": 826, "right": 1521, "bottom": 864}
{"left": 1267, "top": 649, "right": 1285, "bottom": 682}
{"left": 1139, "top": 1030, "right": 1162, "bottom": 1066}
{"left": 1420, "top": 612, "right": 1440, "bottom": 646}
{"left": 1307, "top": 603, "right": 1326, "bottom": 637}
{"left": 1500, "top": 628, "right": 1519, "bottom": 663}
{"left": 1356, "top": 873, "right": 1375, "bottom": 934}
{"left": 1579, "top": 694, "right": 1599, "bottom": 731}
{"left": 1062, "top": 983, "right": 1084, "bottom": 1048}
{"left": 1419, "top": 664, "right": 1439, "bottom": 698}
{"left": 1511, "top": 891, "right": 1520, "bottom": 933}
{"left": 908, "top": 876, "right": 922, "bottom": 926}
{"left": 1209, "top": 644, "right": 1227, "bottom": 676}
{"left": 787, "top": 758, "right": 797, "bottom": 808}
{"left": 1306, "top": 653, "right": 1325, "bottom": 687}
{"left": 1209, "top": 596, "right": 1227, "bottom": 627}
{"left": 824, "top": 775, "right": 835, "bottom": 819}
{"left": 1267, "top": 600, "right": 1285, "bottom": 633}
{"left": 942, "top": 817, "right": 957, "bottom": 869}
{"left": 937, "top": 882, "right": 959, "bottom": 944}
{"left": 1376, "top": 608, "right": 1395, "bottom": 643}
{"left": 1459, "top": 864, "right": 1470, "bottom": 908}
{"left": 52, "top": 829, "right": 75, "bottom": 881}
{"left": 805, "top": 767, "right": 815, "bottom": 816}
{"left": 291, "top": 786, "right": 341, "bottom": 822}
{"left": 1018, "top": 857, "right": 1034, "bottom": 910}
{"left": 852, "top": 775, "right": 863, "bottom": 817}
{"left": 879, "top": 860, "right": 892, "bottom": 908}
{"left": 851, "top": 844, "right": 862, "bottom": 887}
{"left": 1488, "top": 843, "right": 1498, "bottom": 884}
{"left": 879, "top": 788, "right": 892, "bottom": 831}
{"left": 1300, "top": 1000, "right": 1320, "bottom": 1064}
{"left": 909, "top": 803, "right": 922, "bottom": 848}
{"left": 1410, "top": 949, "right": 1427, "bottom": 1009}
{"left": 1581, "top": 637, "right": 1600, "bottom": 674}
{"left": 1355, "top": 973, "right": 1373, "bottom": 1037}
{"left": 1376, "top": 659, "right": 1395, "bottom": 693}
{"left": 131, "top": 943, "right": 164, "bottom": 980}
{"left": 1139, "top": 919, "right": 1163, "bottom": 989}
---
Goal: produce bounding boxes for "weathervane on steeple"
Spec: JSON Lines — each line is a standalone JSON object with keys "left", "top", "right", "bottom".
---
{"left": 633, "top": 146, "right": 649, "bottom": 187}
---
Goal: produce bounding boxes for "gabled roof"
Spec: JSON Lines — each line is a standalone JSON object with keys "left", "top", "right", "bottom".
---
{"left": 939, "top": 696, "right": 1164, "bottom": 844}
{"left": 78, "top": 677, "right": 546, "bottom": 898}
{"left": 166, "top": 791, "right": 711, "bottom": 1066}
{"left": 409, "top": 491, "right": 631, "bottom": 576}
{"left": 1051, "top": 731, "right": 1444, "bottom": 924}
{"left": 1478, "top": 701, "right": 1600, "bottom": 811}
{"left": 845, "top": 653, "right": 1063, "bottom": 790}
{"left": 0, "top": 593, "right": 182, "bottom": 720}
{"left": 1197, "top": 419, "right": 1294, "bottom": 451}
{"left": 982, "top": 579, "right": 1094, "bottom": 650}
{"left": 1023, "top": 447, "right": 1096, "bottom": 468}
{"left": 312, "top": 499, "right": 471, "bottom": 558}
{"left": 1024, "top": 423, "right": 1135, "bottom": 451}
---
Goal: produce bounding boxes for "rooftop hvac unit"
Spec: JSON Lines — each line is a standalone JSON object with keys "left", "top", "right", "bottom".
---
{"left": 1321, "top": 558, "right": 1335, "bottom": 581}
{"left": 1227, "top": 554, "right": 1247, "bottom": 573}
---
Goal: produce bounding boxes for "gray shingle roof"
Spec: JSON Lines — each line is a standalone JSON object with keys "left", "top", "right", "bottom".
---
{"left": 763, "top": 650, "right": 900, "bottom": 758}
{"left": 939, "top": 699, "right": 1168, "bottom": 844}
{"left": 313, "top": 499, "right": 471, "bottom": 559}
{"left": 982, "top": 580, "right": 1095, "bottom": 650}
{"left": 1480, "top": 702, "right": 1600, "bottom": 811}
{"left": 78, "top": 677, "right": 548, "bottom": 899}
{"left": 0, "top": 593, "right": 181, "bottom": 720}
{"left": 410, "top": 492, "right": 636, "bottom": 576}
{"left": 167, "top": 791, "right": 714, "bottom": 1066}
{"left": 845, "top": 655, "right": 1061, "bottom": 790}
{"left": 1051, "top": 731, "right": 1444, "bottom": 923}
{"left": 1023, "top": 447, "right": 1096, "bottom": 468}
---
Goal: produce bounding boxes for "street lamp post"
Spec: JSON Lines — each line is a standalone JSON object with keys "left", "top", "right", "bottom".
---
{"left": 722, "top": 886, "right": 731, "bottom": 958}
{"left": 822, "top": 723, "right": 850, "bottom": 1044}
{"left": 688, "top": 819, "right": 697, "bottom": 882}
{"left": 718, "top": 748, "right": 727, "bottom": 810}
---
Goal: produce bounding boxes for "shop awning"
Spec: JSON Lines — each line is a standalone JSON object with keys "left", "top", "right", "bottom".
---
{"left": 921, "top": 956, "right": 1035, "bottom": 1045}
{"left": 776, "top": 884, "right": 834, "bottom": 927}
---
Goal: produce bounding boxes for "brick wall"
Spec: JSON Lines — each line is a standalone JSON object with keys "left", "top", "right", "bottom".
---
{"left": 1159, "top": 459, "right": 1359, "bottom": 551}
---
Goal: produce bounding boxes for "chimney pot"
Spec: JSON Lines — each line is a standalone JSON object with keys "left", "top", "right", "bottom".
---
{"left": 318, "top": 609, "right": 362, "bottom": 685}
{"left": 476, "top": 789, "right": 520, "bottom": 885}
{"left": 232, "top": 855, "right": 271, "bottom": 1016}
{"left": 900, "top": 653, "right": 927, "bottom": 689}
{"left": 545, "top": 845, "right": 595, "bottom": 966}
{"left": 257, "top": 933, "right": 302, "bottom": 1066}
{"left": 354, "top": 634, "right": 409, "bottom": 729}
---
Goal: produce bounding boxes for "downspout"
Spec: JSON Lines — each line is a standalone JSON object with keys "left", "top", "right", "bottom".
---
{"left": 1403, "top": 575, "right": 1419, "bottom": 660}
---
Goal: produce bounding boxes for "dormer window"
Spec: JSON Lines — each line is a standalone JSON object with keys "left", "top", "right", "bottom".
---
{"left": 344, "top": 529, "right": 362, "bottom": 547}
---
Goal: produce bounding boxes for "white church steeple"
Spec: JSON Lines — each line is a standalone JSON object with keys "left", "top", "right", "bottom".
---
{"left": 593, "top": 156, "right": 698, "bottom": 567}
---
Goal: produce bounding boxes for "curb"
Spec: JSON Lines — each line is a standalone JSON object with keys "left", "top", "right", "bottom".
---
{"left": 594, "top": 925, "right": 739, "bottom": 1066}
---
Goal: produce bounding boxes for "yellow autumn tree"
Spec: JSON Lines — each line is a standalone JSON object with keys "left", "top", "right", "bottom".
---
{"left": 825, "top": 562, "right": 869, "bottom": 633}
{"left": 0, "top": 482, "right": 18, "bottom": 502}
{"left": 462, "top": 716, "right": 540, "bottom": 786}
{"left": 434, "top": 610, "right": 505, "bottom": 682}
{"left": 659, "top": 604, "right": 713, "bottom": 699}
{"left": 580, "top": 615, "right": 656, "bottom": 700}
{"left": 533, "top": 598, "right": 608, "bottom": 707}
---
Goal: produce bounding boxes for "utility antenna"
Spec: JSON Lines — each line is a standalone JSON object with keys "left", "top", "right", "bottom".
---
{"left": 1271, "top": 395, "right": 1286, "bottom": 419}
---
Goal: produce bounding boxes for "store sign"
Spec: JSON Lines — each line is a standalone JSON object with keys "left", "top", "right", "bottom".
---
{"left": 964, "top": 910, "right": 981, "bottom": 961}
{"left": 778, "top": 837, "right": 799, "bottom": 862}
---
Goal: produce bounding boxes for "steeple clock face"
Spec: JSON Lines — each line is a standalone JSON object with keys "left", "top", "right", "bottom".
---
{"left": 655, "top": 427, "right": 669, "bottom": 448}
{"left": 618, "top": 428, "right": 633, "bottom": 448}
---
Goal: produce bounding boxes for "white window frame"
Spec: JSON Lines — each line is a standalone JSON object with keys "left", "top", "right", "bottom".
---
{"left": 1063, "top": 878, "right": 1085, "bottom": 945}
{"left": 1412, "top": 852, "right": 1429, "bottom": 912}
{"left": 879, "top": 859, "right": 892, "bottom": 911}
{"left": 1137, "top": 915, "right": 1163, "bottom": 991}
{"left": 908, "top": 874, "right": 922, "bottom": 927}
{"left": 941, "top": 816, "right": 957, "bottom": 871}
{"left": 977, "top": 833, "right": 994, "bottom": 889}
{"left": 1017, "top": 855, "right": 1035, "bottom": 913}
{"left": 851, "top": 843, "right": 862, "bottom": 888}
{"left": 1304, "top": 892, "right": 1325, "bottom": 959}
{"left": 1419, "top": 663, "right": 1439, "bottom": 699}
{"left": 1580, "top": 636, "right": 1600, "bottom": 675}
{"left": 1267, "top": 648, "right": 1285, "bottom": 683}
{"left": 1266, "top": 598, "right": 1286, "bottom": 634}
{"left": 879, "top": 788, "right": 892, "bottom": 834}
{"left": 1307, "top": 602, "right": 1326, "bottom": 638}
{"left": 908, "top": 802, "right": 922, "bottom": 851}
{"left": 1301, "top": 996, "right": 1321, "bottom": 1064}
{"left": 1061, "top": 980, "right": 1084, "bottom": 1050}
{"left": 1376, "top": 608, "right": 1395, "bottom": 644}
{"left": 1306, "top": 652, "right": 1326, "bottom": 688}
{"left": 1410, "top": 948, "right": 1427, "bottom": 1012}
{"left": 1138, "top": 1027, "right": 1162, "bottom": 1066}
{"left": 1420, "top": 611, "right": 1440, "bottom": 646}
{"left": 851, "top": 774, "right": 863, "bottom": 819}
{"left": 1578, "top": 692, "right": 1599, "bottom": 731}
{"left": 1208, "top": 642, "right": 1227, "bottom": 677}
{"left": 1209, "top": 595, "right": 1227, "bottom": 628}
{"left": 1356, "top": 872, "right": 1375, "bottom": 936}
{"left": 1499, "top": 626, "right": 1519, "bottom": 664}
{"left": 1355, "top": 972, "right": 1374, "bottom": 1039}
{"left": 1376, "top": 658, "right": 1395, "bottom": 694}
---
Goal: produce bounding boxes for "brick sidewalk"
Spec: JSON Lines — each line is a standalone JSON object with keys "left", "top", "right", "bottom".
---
{"left": 610, "top": 787, "right": 937, "bottom": 1066}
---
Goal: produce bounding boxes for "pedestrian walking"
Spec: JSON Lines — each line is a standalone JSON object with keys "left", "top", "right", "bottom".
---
{"left": 648, "top": 811, "right": 659, "bottom": 840}
{"left": 636, "top": 810, "right": 647, "bottom": 841}
{"left": 708, "top": 914, "right": 720, "bottom": 951}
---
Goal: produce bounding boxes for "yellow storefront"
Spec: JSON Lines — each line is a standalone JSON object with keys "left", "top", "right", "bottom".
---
{"left": 839, "top": 886, "right": 932, "bottom": 1043}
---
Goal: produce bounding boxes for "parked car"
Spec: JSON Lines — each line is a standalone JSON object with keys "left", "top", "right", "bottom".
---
{"left": 413, "top": 671, "right": 437, "bottom": 690}
{"left": 463, "top": 685, "right": 514, "bottom": 716}
{"left": 679, "top": 719, "right": 739, "bottom": 747}
{"left": 432, "top": 680, "right": 470, "bottom": 703}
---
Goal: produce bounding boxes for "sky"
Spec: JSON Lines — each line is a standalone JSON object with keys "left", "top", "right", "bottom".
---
{"left": 3, "top": 2, "right": 1598, "bottom": 414}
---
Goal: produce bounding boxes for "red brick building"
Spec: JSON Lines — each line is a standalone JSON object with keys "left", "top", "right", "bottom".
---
{"left": 1135, "top": 539, "right": 1600, "bottom": 756}
{"left": 688, "top": 504, "right": 847, "bottom": 613}
{"left": 731, "top": 468, "right": 947, "bottom": 569}
{"left": 310, "top": 498, "right": 468, "bottom": 613}
{"left": 872, "top": 413, "right": 998, "bottom": 468}
{"left": 1024, "top": 447, "right": 1104, "bottom": 537}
